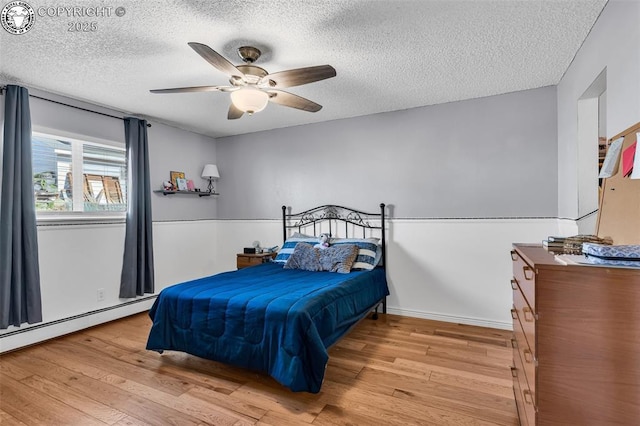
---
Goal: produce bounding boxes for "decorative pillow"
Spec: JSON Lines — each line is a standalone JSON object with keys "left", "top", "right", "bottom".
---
{"left": 284, "top": 243, "right": 359, "bottom": 273}
{"left": 319, "top": 243, "right": 359, "bottom": 273}
{"left": 329, "top": 237, "right": 382, "bottom": 270}
{"left": 283, "top": 243, "right": 319, "bottom": 271}
{"left": 274, "top": 235, "right": 320, "bottom": 263}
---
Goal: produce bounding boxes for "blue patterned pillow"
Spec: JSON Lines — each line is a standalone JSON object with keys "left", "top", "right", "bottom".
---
{"left": 283, "top": 243, "right": 359, "bottom": 273}
{"left": 330, "top": 237, "right": 382, "bottom": 270}
{"left": 274, "top": 234, "right": 319, "bottom": 263}
{"left": 582, "top": 243, "right": 640, "bottom": 267}
{"left": 582, "top": 243, "right": 640, "bottom": 259}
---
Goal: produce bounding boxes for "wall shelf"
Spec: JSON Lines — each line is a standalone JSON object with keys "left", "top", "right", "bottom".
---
{"left": 153, "top": 190, "right": 218, "bottom": 197}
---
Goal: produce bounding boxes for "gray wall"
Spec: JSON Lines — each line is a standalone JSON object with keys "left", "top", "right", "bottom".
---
{"left": 216, "top": 86, "right": 558, "bottom": 219}
{"left": 148, "top": 122, "right": 218, "bottom": 221}
{"left": 0, "top": 86, "right": 219, "bottom": 221}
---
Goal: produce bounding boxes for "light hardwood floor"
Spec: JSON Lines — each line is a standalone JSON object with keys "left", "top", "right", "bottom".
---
{"left": 0, "top": 313, "right": 518, "bottom": 425}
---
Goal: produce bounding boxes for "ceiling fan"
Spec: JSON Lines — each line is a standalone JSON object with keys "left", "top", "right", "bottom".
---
{"left": 150, "top": 42, "right": 337, "bottom": 120}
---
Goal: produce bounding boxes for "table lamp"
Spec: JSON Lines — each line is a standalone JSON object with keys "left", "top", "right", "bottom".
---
{"left": 201, "top": 164, "right": 220, "bottom": 193}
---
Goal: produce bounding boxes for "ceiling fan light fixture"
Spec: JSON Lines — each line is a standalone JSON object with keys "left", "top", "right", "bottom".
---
{"left": 230, "top": 87, "right": 269, "bottom": 115}
{"left": 152, "top": 42, "right": 336, "bottom": 119}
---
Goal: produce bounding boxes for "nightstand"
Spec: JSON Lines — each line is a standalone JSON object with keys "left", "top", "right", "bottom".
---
{"left": 236, "top": 252, "right": 277, "bottom": 269}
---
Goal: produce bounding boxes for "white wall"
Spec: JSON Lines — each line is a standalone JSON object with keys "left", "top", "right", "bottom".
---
{"left": 175, "top": 214, "right": 565, "bottom": 330}
{"left": 0, "top": 220, "right": 219, "bottom": 352}
{"left": 214, "top": 218, "right": 560, "bottom": 329}
{"left": 557, "top": 0, "right": 640, "bottom": 220}
{"left": 386, "top": 219, "right": 554, "bottom": 327}
{"left": 576, "top": 97, "right": 600, "bottom": 234}
{"left": 154, "top": 220, "right": 221, "bottom": 285}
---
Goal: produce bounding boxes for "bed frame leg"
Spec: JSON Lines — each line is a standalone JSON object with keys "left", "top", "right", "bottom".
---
{"left": 371, "top": 296, "right": 387, "bottom": 320}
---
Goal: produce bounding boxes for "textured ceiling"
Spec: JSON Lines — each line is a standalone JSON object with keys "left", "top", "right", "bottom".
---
{"left": 0, "top": 0, "right": 607, "bottom": 138}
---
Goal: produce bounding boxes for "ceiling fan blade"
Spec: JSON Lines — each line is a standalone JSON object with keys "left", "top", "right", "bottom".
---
{"left": 150, "top": 85, "right": 225, "bottom": 94}
{"left": 228, "top": 103, "right": 244, "bottom": 120}
{"left": 188, "top": 42, "right": 244, "bottom": 78}
{"left": 267, "top": 90, "right": 322, "bottom": 112}
{"left": 262, "top": 65, "right": 336, "bottom": 88}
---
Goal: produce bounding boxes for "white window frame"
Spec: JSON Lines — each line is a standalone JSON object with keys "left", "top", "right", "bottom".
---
{"left": 32, "top": 129, "right": 127, "bottom": 225}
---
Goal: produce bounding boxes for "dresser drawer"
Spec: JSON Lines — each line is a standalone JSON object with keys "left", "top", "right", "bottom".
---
{"left": 511, "top": 249, "right": 536, "bottom": 311}
{"left": 513, "top": 342, "right": 537, "bottom": 426}
{"left": 512, "top": 282, "right": 536, "bottom": 353}
{"left": 511, "top": 358, "right": 529, "bottom": 426}
{"left": 512, "top": 313, "right": 536, "bottom": 399}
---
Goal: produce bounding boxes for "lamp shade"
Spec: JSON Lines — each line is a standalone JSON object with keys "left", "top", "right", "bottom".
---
{"left": 201, "top": 164, "right": 220, "bottom": 179}
{"left": 230, "top": 87, "right": 269, "bottom": 114}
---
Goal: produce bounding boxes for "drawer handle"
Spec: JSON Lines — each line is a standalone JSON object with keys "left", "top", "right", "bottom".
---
{"left": 523, "top": 389, "right": 535, "bottom": 406}
{"left": 522, "top": 307, "right": 535, "bottom": 322}
{"left": 511, "top": 366, "right": 517, "bottom": 377}
{"left": 523, "top": 348, "right": 534, "bottom": 364}
{"left": 510, "top": 250, "right": 518, "bottom": 261}
{"left": 510, "top": 279, "right": 518, "bottom": 290}
{"left": 522, "top": 266, "right": 534, "bottom": 280}
{"left": 511, "top": 338, "right": 518, "bottom": 349}
{"left": 510, "top": 308, "right": 518, "bottom": 320}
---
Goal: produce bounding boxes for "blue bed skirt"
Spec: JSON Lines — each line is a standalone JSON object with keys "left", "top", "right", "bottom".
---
{"left": 146, "top": 263, "right": 389, "bottom": 393}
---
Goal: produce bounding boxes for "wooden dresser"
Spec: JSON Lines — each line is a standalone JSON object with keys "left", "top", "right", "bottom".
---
{"left": 510, "top": 244, "right": 640, "bottom": 425}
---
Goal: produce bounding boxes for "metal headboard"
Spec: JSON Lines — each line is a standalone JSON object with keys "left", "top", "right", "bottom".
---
{"left": 281, "top": 203, "right": 386, "bottom": 267}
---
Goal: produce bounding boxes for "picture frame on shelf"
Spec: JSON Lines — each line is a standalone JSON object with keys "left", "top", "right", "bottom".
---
{"left": 170, "top": 171, "right": 185, "bottom": 187}
{"left": 175, "top": 178, "right": 188, "bottom": 191}
{"left": 186, "top": 179, "right": 195, "bottom": 191}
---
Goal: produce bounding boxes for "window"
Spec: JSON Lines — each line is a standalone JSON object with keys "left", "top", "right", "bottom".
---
{"left": 32, "top": 132, "right": 127, "bottom": 218}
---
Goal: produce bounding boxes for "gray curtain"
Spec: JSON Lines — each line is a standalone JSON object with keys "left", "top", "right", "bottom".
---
{"left": 0, "top": 85, "right": 42, "bottom": 329}
{"left": 119, "top": 117, "right": 154, "bottom": 298}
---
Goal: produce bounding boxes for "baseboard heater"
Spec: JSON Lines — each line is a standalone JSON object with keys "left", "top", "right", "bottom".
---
{"left": 0, "top": 295, "right": 157, "bottom": 339}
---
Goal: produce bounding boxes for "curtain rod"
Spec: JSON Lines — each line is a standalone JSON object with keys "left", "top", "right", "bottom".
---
{"left": 0, "top": 85, "right": 151, "bottom": 127}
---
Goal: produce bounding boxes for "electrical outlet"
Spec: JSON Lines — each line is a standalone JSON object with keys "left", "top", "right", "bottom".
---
{"left": 97, "top": 288, "right": 105, "bottom": 301}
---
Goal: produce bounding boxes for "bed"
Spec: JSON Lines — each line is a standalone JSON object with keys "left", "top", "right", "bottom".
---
{"left": 146, "top": 204, "right": 389, "bottom": 393}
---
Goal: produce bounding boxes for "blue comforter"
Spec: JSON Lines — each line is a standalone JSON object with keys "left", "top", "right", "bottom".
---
{"left": 146, "top": 263, "right": 388, "bottom": 393}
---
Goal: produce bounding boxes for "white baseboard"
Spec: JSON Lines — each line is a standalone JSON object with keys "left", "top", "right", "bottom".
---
{"left": 386, "top": 307, "right": 513, "bottom": 331}
{"left": 0, "top": 296, "right": 157, "bottom": 353}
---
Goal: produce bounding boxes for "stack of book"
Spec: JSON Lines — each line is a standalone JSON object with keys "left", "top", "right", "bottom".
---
{"left": 542, "top": 236, "right": 566, "bottom": 253}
